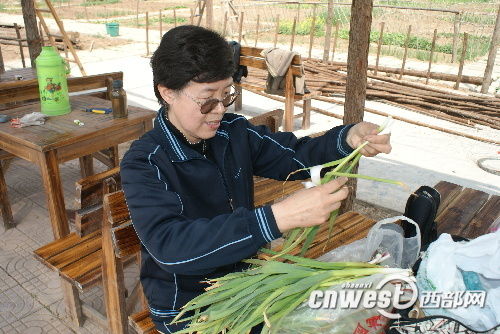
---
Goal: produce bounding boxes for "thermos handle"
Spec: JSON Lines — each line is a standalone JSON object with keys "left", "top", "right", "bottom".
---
{"left": 62, "top": 59, "right": 71, "bottom": 75}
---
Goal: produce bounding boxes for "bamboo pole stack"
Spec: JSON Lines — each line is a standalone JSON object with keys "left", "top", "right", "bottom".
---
{"left": 242, "top": 59, "right": 500, "bottom": 132}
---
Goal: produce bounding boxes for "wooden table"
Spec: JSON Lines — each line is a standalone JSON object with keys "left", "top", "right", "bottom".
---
{"left": 434, "top": 181, "right": 499, "bottom": 239}
{"left": 0, "top": 67, "right": 37, "bottom": 82}
{"left": 0, "top": 95, "right": 155, "bottom": 239}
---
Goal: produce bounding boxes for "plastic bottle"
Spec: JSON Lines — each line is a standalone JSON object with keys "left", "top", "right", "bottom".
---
{"left": 111, "top": 79, "right": 128, "bottom": 118}
{"left": 35, "top": 46, "right": 71, "bottom": 116}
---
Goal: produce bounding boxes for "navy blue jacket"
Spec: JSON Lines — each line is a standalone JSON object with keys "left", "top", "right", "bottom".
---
{"left": 120, "top": 109, "right": 354, "bottom": 324}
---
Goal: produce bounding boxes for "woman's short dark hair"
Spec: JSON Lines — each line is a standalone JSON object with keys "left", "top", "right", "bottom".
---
{"left": 151, "top": 25, "right": 235, "bottom": 105}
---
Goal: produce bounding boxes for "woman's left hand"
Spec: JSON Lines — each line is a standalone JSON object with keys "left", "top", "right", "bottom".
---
{"left": 346, "top": 122, "right": 392, "bottom": 157}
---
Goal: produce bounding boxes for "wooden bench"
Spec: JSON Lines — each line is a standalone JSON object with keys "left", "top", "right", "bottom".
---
{"left": 0, "top": 71, "right": 123, "bottom": 230}
{"left": 33, "top": 167, "right": 122, "bottom": 327}
{"left": 235, "top": 46, "right": 320, "bottom": 132}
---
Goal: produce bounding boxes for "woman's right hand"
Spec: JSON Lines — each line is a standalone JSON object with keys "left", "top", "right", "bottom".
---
{"left": 271, "top": 177, "right": 349, "bottom": 233}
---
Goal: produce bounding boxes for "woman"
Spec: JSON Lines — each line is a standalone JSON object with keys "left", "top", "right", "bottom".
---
{"left": 120, "top": 25, "right": 391, "bottom": 333}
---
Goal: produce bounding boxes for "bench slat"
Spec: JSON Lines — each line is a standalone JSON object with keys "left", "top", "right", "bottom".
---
{"left": 44, "top": 232, "right": 102, "bottom": 269}
{"left": 239, "top": 56, "right": 302, "bottom": 76}
{"left": 434, "top": 181, "right": 463, "bottom": 217}
{"left": 253, "top": 178, "right": 303, "bottom": 207}
{"left": 75, "top": 266, "right": 103, "bottom": 290}
{"left": 0, "top": 72, "right": 123, "bottom": 104}
{"left": 460, "top": 194, "right": 499, "bottom": 239}
{"left": 75, "top": 205, "right": 103, "bottom": 237}
{"left": 436, "top": 187, "right": 490, "bottom": 237}
{"left": 76, "top": 167, "right": 121, "bottom": 208}
{"left": 106, "top": 191, "right": 131, "bottom": 228}
{"left": 60, "top": 249, "right": 102, "bottom": 282}
{"left": 129, "top": 310, "right": 158, "bottom": 334}
{"left": 240, "top": 46, "right": 302, "bottom": 65}
{"left": 114, "top": 224, "right": 141, "bottom": 258}
{"left": 34, "top": 232, "right": 81, "bottom": 261}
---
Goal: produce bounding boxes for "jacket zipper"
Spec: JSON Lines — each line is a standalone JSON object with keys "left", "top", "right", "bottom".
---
{"left": 194, "top": 156, "right": 234, "bottom": 212}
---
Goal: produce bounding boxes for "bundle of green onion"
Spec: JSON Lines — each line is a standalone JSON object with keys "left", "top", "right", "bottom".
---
{"left": 172, "top": 249, "right": 411, "bottom": 333}
{"left": 277, "top": 117, "right": 406, "bottom": 257}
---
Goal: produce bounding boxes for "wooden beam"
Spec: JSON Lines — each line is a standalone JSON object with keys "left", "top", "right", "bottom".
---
{"left": 481, "top": 4, "right": 500, "bottom": 94}
{"left": 342, "top": 0, "right": 373, "bottom": 213}
{"left": 21, "top": 0, "right": 42, "bottom": 67}
{"left": 206, "top": 0, "right": 213, "bottom": 28}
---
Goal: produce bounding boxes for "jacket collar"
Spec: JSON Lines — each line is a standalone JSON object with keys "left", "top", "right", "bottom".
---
{"left": 153, "top": 107, "right": 230, "bottom": 162}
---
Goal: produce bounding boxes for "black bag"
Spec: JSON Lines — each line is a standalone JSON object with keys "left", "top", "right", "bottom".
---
{"left": 228, "top": 41, "right": 248, "bottom": 83}
{"left": 402, "top": 186, "right": 440, "bottom": 252}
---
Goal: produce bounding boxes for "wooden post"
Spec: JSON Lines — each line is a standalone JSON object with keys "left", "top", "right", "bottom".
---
{"left": 297, "top": 3, "right": 301, "bottom": 23}
{"left": 146, "top": 11, "right": 149, "bottom": 56}
{"left": 399, "top": 25, "right": 411, "bottom": 80}
{"left": 61, "top": 21, "right": 68, "bottom": 60}
{"left": 323, "top": 0, "right": 334, "bottom": 61}
{"left": 159, "top": 10, "right": 162, "bottom": 38}
{"left": 21, "top": 0, "right": 42, "bottom": 68}
{"left": 13, "top": 23, "right": 26, "bottom": 68}
{"left": 238, "top": 11, "right": 244, "bottom": 44}
{"left": 190, "top": 8, "right": 194, "bottom": 25}
{"left": 0, "top": 163, "right": 14, "bottom": 228}
{"left": 254, "top": 14, "right": 260, "bottom": 47}
{"left": 342, "top": 0, "right": 373, "bottom": 213}
{"left": 454, "top": 32, "right": 468, "bottom": 90}
{"left": 290, "top": 17, "right": 297, "bottom": 51}
{"left": 38, "top": 20, "right": 44, "bottom": 46}
{"left": 0, "top": 46, "right": 4, "bottom": 73}
{"left": 206, "top": 0, "right": 213, "bottom": 28}
{"left": 481, "top": 4, "right": 500, "bottom": 94}
{"left": 223, "top": 12, "right": 228, "bottom": 37}
{"left": 284, "top": 67, "right": 295, "bottom": 131}
{"left": 331, "top": 23, "right": 339, "bottom": 61}
{"left": 273, "top": 15, "right": 280, "bottom": 48}
{"left": 452, "top": 12, "right": 461, "bottom": 63}
{"left": 374, "top": 22, "right": 385, "bottom": 75}
{"left": 102, "top": 203, "right": 128, "bottom": 334}
{"left": 308, "top": 4, "right": 317, "bottom": 58}
{"left": 426, "top": 28, "right": 438, "bottom": 85}
{"left": 136, "top": 0, "right": 140, "bottom": 27}
{"left": 174, "top": 9, "right": 177, "bottom": 28}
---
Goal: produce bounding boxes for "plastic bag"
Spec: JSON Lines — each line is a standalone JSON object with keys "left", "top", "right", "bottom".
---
{"left": 416, "top": 230, "right": 500, "bottom": 331}
{"left": 318, "top": 216, "right": 421, "bottom": 269}
{"left": 272, "top": 274, "right": 393, "bottom": 334}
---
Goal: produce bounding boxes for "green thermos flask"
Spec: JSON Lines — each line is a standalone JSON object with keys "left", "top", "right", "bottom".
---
{"left": 35, "top": 46, "right": 71, "bottom": 116}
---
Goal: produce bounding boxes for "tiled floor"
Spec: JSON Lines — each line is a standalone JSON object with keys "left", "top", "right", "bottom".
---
{"left": 0, "top": 149, "right": 142, "bottom": 334}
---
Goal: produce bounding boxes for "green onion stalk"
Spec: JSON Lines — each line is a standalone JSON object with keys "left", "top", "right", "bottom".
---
{"left": 172, "top": 249, "right": 412, "bottom": 334}
{"left": 276, "top": 117, "right": 407, "bottom": 258}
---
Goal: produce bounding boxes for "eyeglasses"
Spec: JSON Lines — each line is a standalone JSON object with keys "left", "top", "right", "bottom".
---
{"left": 181, "top": 86, "right": 240, "bottom": 114}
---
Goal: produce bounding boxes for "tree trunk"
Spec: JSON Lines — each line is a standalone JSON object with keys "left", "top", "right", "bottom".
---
{"left": 481, "top": 4, "right": 500, "bottom": 94}
{"left": 21, "top": 0, "right": 42, "bottom": 68}
{"left": 342, "top": 0, "right": 373, "bottom": 213}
